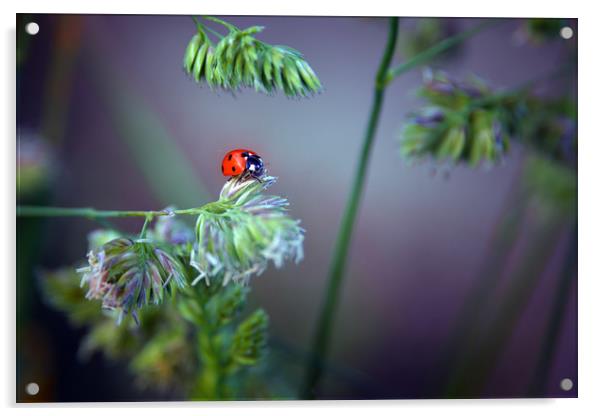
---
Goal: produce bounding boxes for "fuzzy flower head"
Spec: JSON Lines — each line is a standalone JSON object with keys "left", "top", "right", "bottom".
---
{"left": 400, "top": 69, "right": 509, "bottom": 166}
{"left": 183, "top": 18, "right": 322, "bottom": 97}
{"left": 77, "top": 238, "right": 187, "bottom": 324}
{"left": 190, "top": 176, "right": 304, "bottom": 286}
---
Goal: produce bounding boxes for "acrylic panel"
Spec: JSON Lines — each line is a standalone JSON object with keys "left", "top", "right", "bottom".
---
{"left": 16, "top": 14, "right": 577, "bottom": 402}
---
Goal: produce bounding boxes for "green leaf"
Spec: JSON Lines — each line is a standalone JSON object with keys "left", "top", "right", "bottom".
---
{"left": 230, "top": 309, "right": 269, "bottom": 367}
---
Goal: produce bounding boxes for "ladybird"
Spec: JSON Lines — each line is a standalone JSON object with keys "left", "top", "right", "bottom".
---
{"left": 221, "top": 149, "right": 265, "bottom": 180}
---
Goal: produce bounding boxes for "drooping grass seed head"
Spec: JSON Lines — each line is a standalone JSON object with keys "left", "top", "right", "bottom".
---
{"left": 184, "top": 28, "right": 217, "bottom": 88}
{"left": 468, "top": 109, "right": 509, "bottom": 165}
{"left": 183, "top": 32, "right": 204, "bottom": 74}
{"left": 77, "top": 238, "right": 188, "bottom": 324}
{"left": 401, "top": 70, "right": 510, "bottom": 166}
{"left": 190, "top": 176, "right": 304, "bottom": 286}
{"left": 184, "top": 18, "right": 322, "bottom": 97}
{"left": 421, "top": 69, "right": 488, "bottom": 110}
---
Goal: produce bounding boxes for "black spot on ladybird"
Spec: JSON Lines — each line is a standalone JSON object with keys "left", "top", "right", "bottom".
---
{"left": 228, "top": 154, "right": 232, "bottom": 161}
{"left": 221, "top": 165, "right": 224, "bottom": 173}
{"left": 231, "top": 166, "right": 236, "bottom": 172}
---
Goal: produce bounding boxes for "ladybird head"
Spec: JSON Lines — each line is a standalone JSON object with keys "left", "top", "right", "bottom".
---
{"left": 246, "top": 154, "right": 265, "bottom": 178}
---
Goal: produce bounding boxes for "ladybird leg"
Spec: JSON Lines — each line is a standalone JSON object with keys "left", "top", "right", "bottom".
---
{"left": 246, "top": 171, "right": 262, "bottom": 183}
{"left": 248, "top": 174, "right": 261, "bottom": 184}
{"left": 236, "top": 172, "right": 248, "bottom": 184}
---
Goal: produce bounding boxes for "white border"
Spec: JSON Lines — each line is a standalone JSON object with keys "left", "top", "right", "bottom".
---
{"left": 3, "top": 1, "right": 600, "bottom": 415}
{"left": 7, "top": 0, "right": 581, "bottom": 17}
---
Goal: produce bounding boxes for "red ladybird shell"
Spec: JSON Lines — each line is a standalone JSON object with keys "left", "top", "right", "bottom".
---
{"left": 221, "top": 149, "right": 257, "bottom": 177}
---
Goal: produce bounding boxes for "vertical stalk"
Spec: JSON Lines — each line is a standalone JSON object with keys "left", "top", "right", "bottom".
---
{"left": 528, "top": 223, "right": 577, "bottom": 396}
{"left": 188, "top": 293, "right": 227, "bottom": 400}
{"left": 138, "top": 214, "right": 153, "bottom": 239}
{"left": 445, "top": 218, "right": 564, "bottom": 397}
{"left": 434, "top": 163, "right": 528, "bottom": 392}
{"left": 195, "top": 325, "right": 226, "bottom": 400}
{"left": 301, "top": 17, "right": 399, "bottom": 399}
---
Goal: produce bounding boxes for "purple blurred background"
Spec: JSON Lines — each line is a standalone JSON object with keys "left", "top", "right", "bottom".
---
{"left": 16, "top": 14, "right": 577, "bottom": 401}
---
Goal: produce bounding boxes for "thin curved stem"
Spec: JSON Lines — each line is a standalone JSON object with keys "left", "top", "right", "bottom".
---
{"left": 204, "top": 26, "right": 225, "bottom": 41}
{"left": 528, "top": 223, "right": 577, "bottom": 396}
{"left": 445, "top": 219, "right": 564, "bottom": 397}
{"left": 193, "top": 16, "right": 225, "bottom": 41}
{"left": 191, "top": 16, "right": 202, "bottom": 31}
{"left": 434, "top": 163, "right": 528, "bottom": 393}
{"left": 384, "top": 19, "right": 500, "bottom": 86}
{"left": 300, "top": 17, "right": 399, "bottom": 399}
{"left": 16, "top": 205, "right": 204, "bottom": 219}
{"left": 202, "top": 15, "right": 237, "bottom": 32}
{"left": 138, "top": 214, "right": 153, "bottom": 239}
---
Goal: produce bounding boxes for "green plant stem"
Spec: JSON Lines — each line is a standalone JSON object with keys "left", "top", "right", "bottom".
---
{"left": 384, "top": 19, "right": 499, "bottom": 85}
{"left": 203, "top": 15, "right": 237, "bottom": 32}
{"left": 301, "top": 17, "right": 502, "bottom": 400}
{"left": 182, "top": 285, "right": 227, "bottom": 400}
{"left": 191, "top": 16, "right": 205, "bottom": 34}
{"left": 193, "top": 16, "right": 224, "bottom": 40}
{"left": 17, "top": 205, "right": 205, "bottom": 219}
{"left": 300, "top": 17, "right": 399, "bottom": 399}
{"left": 195, "top": 323, "right": 226, "bottom": 400}
{"left": 139, "top": 214, "right": 153, "bottom": 239}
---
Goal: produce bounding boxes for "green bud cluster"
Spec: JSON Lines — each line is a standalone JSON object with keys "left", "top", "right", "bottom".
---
{"left": 183, "top": 18, "right": 322, "bottom": 97}
{"left": 230, "top": 309, "right": 269, "bottom": 366}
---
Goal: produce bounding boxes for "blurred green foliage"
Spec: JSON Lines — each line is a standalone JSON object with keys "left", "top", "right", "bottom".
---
{"left": 401, "top": 18, "right": 460, "bottom": 61}
{"left": 401, "top": 70, "right": 510, "bottom": 165}
{"left": 525, "top": 155, "right": 576, "bottom": 218}
{"left": 523, "top": 19, "right": 570, "bottom": 44}
{"left": 400, "top": 69, "right": 576, "bottom": 170}
{"left": 36, "top": 176, "right": 307, "bottom": 399}
{"left": 40, "top": 253, "right": 270, "bottom": 398}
